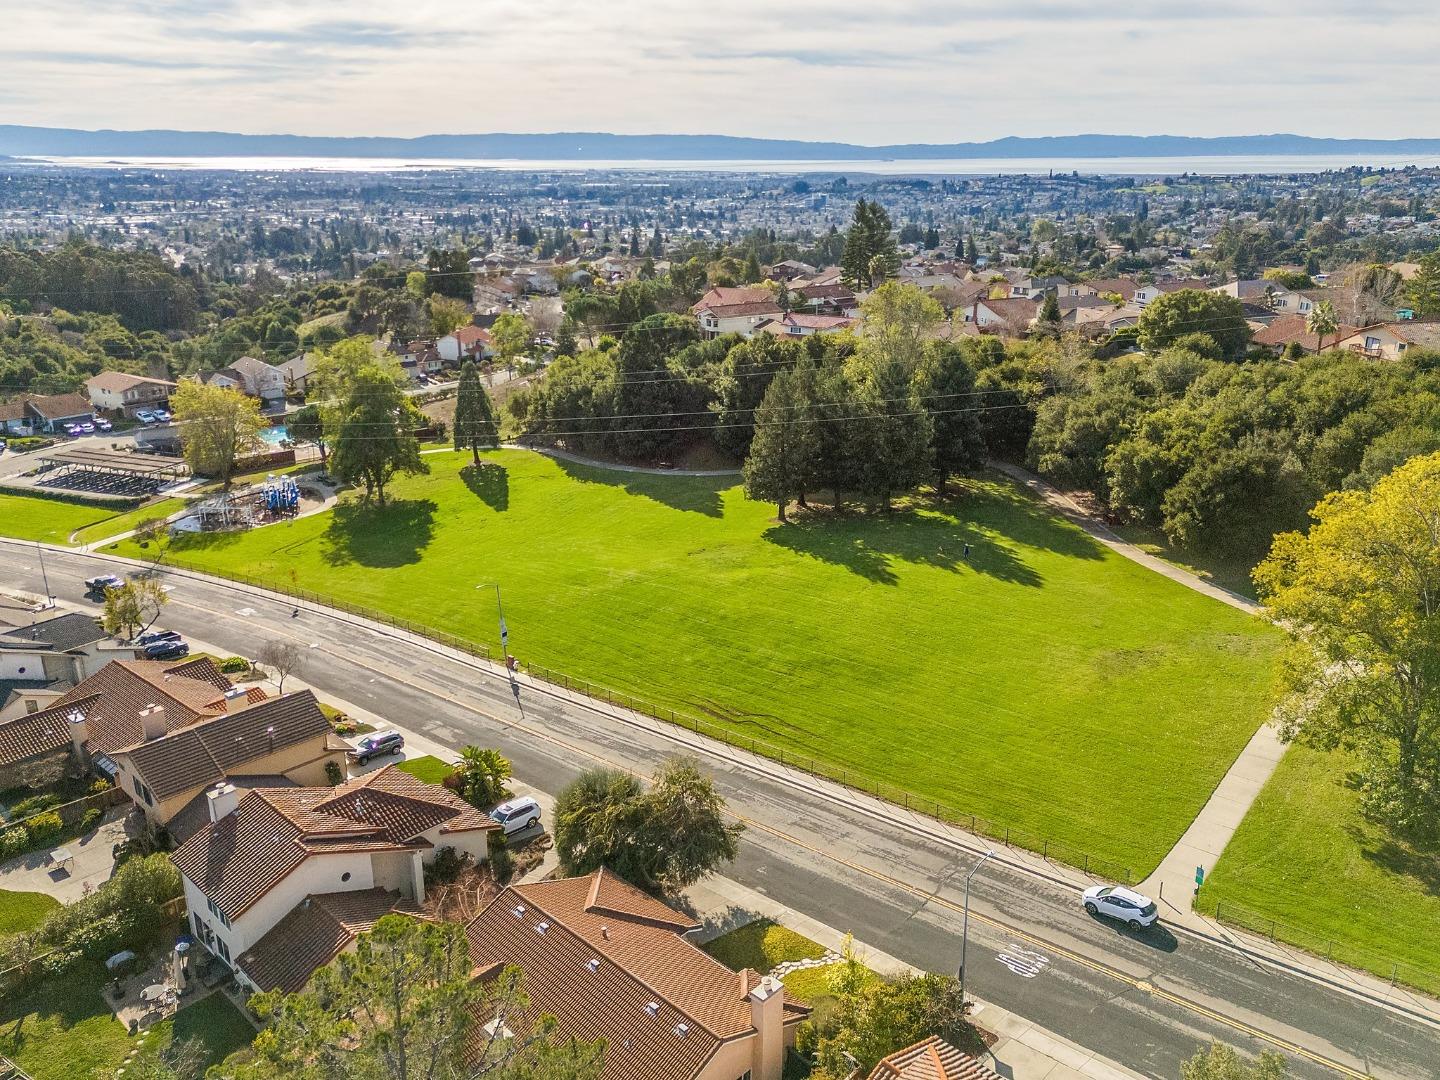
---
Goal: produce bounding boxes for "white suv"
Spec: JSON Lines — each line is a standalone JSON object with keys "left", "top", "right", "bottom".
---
{"left": 1082, "top": 885, "right": 1159, "bottom": 929}
{"left": 489, "top": 796, "right": 542, "bottom": 835}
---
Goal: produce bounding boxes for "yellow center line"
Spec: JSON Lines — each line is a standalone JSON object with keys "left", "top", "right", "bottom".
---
{"left": 180, "top": 596, "right": 1370, "bottom": 1079}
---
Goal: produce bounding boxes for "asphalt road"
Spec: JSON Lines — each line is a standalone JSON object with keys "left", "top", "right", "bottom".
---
{"left": 4, "top": 540, "right": 1437, "bottom": 1080}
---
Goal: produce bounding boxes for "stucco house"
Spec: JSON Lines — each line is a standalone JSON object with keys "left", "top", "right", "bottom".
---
{"left": 85, "top": 371, "right": 177, "bottom": 417}
{"left": 692, "top": 286, "right": 784, "bottom": 339}
{"left": 437, "top": 324, "right": 494, "bottom": 363}
{"left": 170, "top": 766, "right": 496, "bottom": 990}
{"left": 1333, "top": 321, "right": 1440, "bottom": 360}
{"left": 199, "top": 356, "right": 285, "bottom": 407}
{"left": 865, "top": 1036, "right": 1001, "bottom": 1079}
{"left": 463, "top": 869, "right": 810, "bottom": 1080}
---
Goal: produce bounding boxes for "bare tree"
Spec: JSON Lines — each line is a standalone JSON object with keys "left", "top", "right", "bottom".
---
{"left": 256, "top": 640, "right": 303, "bottom": 693}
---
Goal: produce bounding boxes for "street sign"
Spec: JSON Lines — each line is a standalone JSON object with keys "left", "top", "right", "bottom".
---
{"left": 1195, "top": 865, "right": 1206, "bottom": 886}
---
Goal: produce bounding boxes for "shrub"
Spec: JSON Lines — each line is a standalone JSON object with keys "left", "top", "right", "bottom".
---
{"left": 1, "top": 826, "right": 28, "bottom": 860}
{"left": 324, "top": 760, "right": 343, "bottom": 785}
{"left": 88, "top": 777, "right": 113, "bottom": 794}
{"left": 7, "top": 436, "right": 56, "bottom": 453}
{"left": 426, "top": 845, "right": 467, "bottom": 888}
{"left": 78, "top": 807, "right": 102, "bottom": 831}
{"left": 219, "top": 655, "right": 251, "bottom": 674}
{"left": 24, "top": 810, "right": 63, "bottom": 846}
{"left": 10, "top": 793, "right": 61, "bottom": 819}
{"left": 488, "top": 831, "right": 515, "bottom": 885}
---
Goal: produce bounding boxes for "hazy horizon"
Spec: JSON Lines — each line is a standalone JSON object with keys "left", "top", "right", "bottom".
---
{"left": 3, "top": 1, "right": 1438, "bottom": 143}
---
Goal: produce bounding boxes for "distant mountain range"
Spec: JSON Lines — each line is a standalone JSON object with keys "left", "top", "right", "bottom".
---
{"left": 2, "top": 125, "right": 1439, "bottom": 162}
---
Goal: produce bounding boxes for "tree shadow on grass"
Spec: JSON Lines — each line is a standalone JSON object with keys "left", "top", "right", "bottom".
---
{"left": 764, "top": 506, "right": 1041, "bottom": 587}
{"left": 551, "top": 455, "right": 726, "bottom": 517}
{"left": 320, "top": 498, "right": 437, "bottom": 568}
{"left": 461, "top": 461, "right": 509, "bottom": 512}
{"left": 1347, "top": 824, "right": 1440, "bottom": 897}
{"left": 948, "top": 475, "right": 1107, "bottom": 562}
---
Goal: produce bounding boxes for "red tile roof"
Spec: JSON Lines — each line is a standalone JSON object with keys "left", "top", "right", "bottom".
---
{"left": 237, "top": 888, "right": 424, "bottom": 994}
{"left": 463, "top": 870, "right": 808, "bottom": 1080}
{"left": 171, "top": 766, "right": 494, "bottom": 918}
{"left": 52, "top": 658, "right": 234, "bottom": 754}
{"left": 868, "top": 1037, "right": 1001, "bottom": 1080}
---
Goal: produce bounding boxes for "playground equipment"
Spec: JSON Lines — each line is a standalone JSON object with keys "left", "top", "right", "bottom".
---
{"left": 263, "top": 474, "right": 300, "bottom": 514}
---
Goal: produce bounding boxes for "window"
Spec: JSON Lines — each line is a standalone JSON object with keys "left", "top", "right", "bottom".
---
{"left": 341, "top": 871, "right": 351, "bottom": 882}
{"left": 214, "top": 935, "right": 231, "bottom": 963}
{"left": 207, "top": 897, "right": 232, "bottom": 929}
{"left": 133, "top": 777, "right": 154, "bottom": 807}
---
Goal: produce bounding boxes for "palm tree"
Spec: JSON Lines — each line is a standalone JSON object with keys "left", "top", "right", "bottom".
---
{"left": 1306, "top": 299, "right": 1339, "bottom": 355}
{"left": 458, "top": 746, "right": 513, "bottom": 809}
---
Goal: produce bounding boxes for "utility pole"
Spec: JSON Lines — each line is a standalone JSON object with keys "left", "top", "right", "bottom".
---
{"left": 958, "top": 849, "right": 996, "bottom": 1006}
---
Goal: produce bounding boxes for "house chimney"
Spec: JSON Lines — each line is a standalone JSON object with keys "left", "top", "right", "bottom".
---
{"left": 206, "top": 782, "right": 239, "bottom": 822}
{"left": 748, "top": 975, "right": 785, "bottom": 1080}
{"left": 139, "top": 703, "right": 167, "bottom": 741}
{"left": 67, "top": 709, "right": 92, "bottom": 770}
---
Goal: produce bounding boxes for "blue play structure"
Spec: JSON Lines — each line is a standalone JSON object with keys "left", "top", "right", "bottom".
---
{"left": 263, "top": 474, "right": 300, "bottom": 514}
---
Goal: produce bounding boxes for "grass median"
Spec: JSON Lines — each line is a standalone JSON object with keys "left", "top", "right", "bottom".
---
{"left": 124, "top": 448, "right": 1280, "bottom": 876}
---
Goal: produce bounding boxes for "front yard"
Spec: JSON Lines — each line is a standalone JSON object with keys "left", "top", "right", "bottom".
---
{"left": 701, "top": 918, "right": 860, "bottom": 1004}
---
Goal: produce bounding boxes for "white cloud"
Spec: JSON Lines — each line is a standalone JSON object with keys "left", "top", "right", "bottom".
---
{"left": 0, "top": 0, "right": 1432, "bottom": 142}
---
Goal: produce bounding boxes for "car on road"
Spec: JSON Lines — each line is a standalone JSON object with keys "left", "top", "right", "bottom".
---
{"left": 488, "top": 795, "right": 542, "bottom": 835}
{"left": 142, "top": 639, "right": 190, "bottom": 660}
{"left": 84, "top": 574, "right": 125, "bottom": 596}
{"left": 1082, "top": 885, "right": 1159, "bottom": 930}
{"left": 136, "top": 628, "right": 182, "bottom": 646}
{"left": 350, "top": 730, "right": 405, "bottom": 765}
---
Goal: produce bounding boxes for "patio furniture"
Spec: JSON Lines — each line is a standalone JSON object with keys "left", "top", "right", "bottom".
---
{"left": 47, "top": 847, "right": 73, "bottom": 873}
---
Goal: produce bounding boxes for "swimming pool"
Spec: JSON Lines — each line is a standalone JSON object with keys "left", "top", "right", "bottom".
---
{"left": 258, "top": 425, "right": 289, "bottom": 445}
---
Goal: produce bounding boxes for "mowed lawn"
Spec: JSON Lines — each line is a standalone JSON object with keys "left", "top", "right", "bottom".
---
{"left": 1199, "top": 746, "right": 1440, "bottom": 994}
{"left": 75, "top": 496, "right": 191, "bottom": 545}
{"left": 0, "top": 491, "right": 117, "bottom": 543}
{"left": 138, "top": 449, "right": 1280, "bottom": 875}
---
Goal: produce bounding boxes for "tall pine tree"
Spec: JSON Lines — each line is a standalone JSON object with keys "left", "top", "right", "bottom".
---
{"left": 452, "top": 359, "right": 500, "bottom": 465}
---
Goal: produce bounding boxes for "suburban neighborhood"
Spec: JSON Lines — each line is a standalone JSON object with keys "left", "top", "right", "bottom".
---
{"left": 4, "top": 8, "right": 1440, "bottom": 1079}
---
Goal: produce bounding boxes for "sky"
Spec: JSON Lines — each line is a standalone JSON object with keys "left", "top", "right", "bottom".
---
{"left": 2, "top": 0, "right": 1436, "bottom": 144}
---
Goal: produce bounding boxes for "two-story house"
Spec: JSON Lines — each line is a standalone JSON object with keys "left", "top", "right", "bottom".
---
{"left": 437, "top": 325, "right": 494, "bottom": 364}
{"left": 199, "top": 356, "right": 286, "bottom": 409}
{"left": 691, "top": 287, "right": 784, "bottom": 339}
{"left": 85, "top": 372, "right": 178, "bottom": 418}
{"left": 0, "top": 611, "right": 123, "bottom": 687}
{"left": 463, "top": 869, "right": 811, "bottom": 1080}
{"left": 171, "top": 766, "right": 496, "bottom": 990}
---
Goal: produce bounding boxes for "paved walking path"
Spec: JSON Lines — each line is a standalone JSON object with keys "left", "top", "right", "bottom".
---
{"left": 988, "top": 461, "right": 1259, "bottom": 615}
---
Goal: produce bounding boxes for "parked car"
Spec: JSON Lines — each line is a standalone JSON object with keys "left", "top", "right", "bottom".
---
{"left": 94, "top": 418, "right": 113, "bottom": 432}
{"left": 136, "top": 628, "right": 182, "bottom": 646}
{"left": 84, "top": 574, "right": 125, "bottom": 596}
{"left": 1081, "top": 885, "right": 1159, "bottom": 930}
{"left": 349, "top": 730, "right": 405, "bottom": 765}
{"left": 143, "top": 639, "right": 190, "bottom": 660}
{"left": 152, "top": 409, "right": 172, "bottom": 422}
{"left": 135, "top": 410, "right": 157, "bottom": 424}
{"left": 79, "top": 422, "right": 96, "bottom": 434}
{"left": 488, "top": 795, "right": 542, "bottom": 835}
{"left": 64, "top": 424, "right": 82, "bottom": 436}
{"left": 0, "top": 439, "right": 7, "bottom": 453}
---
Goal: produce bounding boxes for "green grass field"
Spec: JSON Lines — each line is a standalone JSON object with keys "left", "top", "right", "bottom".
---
{"left": 1199, "top": 745, "right": 1440, "bottom": 994}
{"left": 76, "top": 497, "right": 191, "bottom": 545}
{"left": 132, "top": 449, "right": 1280, "bottom": 875}
{"left": 0, "top": 491, "right": 118, "bottom": 543}
{"left": 0, "top": 888, "right": 61, "bottom": 935}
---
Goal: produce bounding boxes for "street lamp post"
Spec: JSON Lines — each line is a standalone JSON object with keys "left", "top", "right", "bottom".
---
{"left": 475, "top": 582, "right": 509, "bottom": 661}
{"left": 35, "top": 542, "right": 54, "bottom": 609}
{"left": 958, "top": 849, "right": 996, "bottom": 1006}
